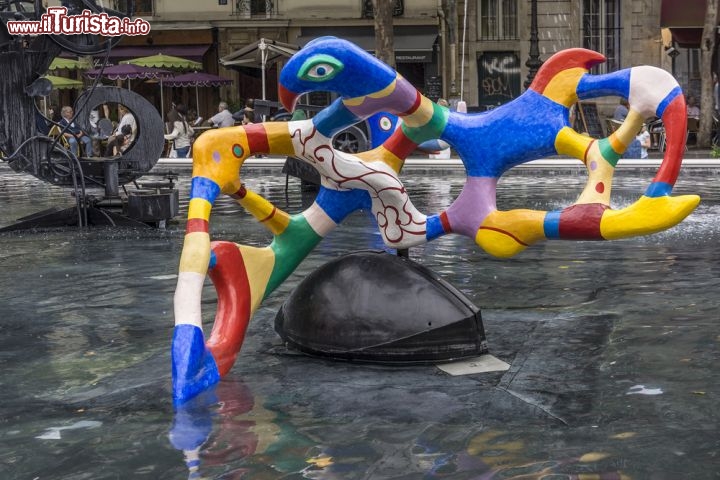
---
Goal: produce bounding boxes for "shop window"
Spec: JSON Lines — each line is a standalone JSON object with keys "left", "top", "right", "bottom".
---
{"left": 582, "top": 0, "right": 621, "bottom": 73}
{"left": 478, "top": 0, "right": 517, "bottom": 41}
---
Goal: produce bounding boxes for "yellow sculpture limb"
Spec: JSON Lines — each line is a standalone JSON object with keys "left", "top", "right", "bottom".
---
{"left": 357, "top": 146, "right": 404, "bottom": 174}
{"left": 237, "top": 244, "right": 276, "bottom": 312}
{"left": 402, "top": 96, "right": 435, "bottom": 128}
{"left": 263, "top": 122, "right": 297, "bottom": 155}
{"left": 191, "top": 127, "right": 250, "bottom": 194}
{"left": 610, "top": 110, "right": 645, "bottom": 151}
{"left": 237, "top": 188, "right": 291, "bottom": 235}
{"left": 179, "top": 232, "right": 211, "bottom": 275}
{"left": 476, "top": 209, "right": 547, "bottom": 258}
{"left": 554, "top": 126, "right": 594, "bottom": 160}
{"left": 542, "top": 67, "right": 586, "bottom": 106}
{"left": 600, "top": 195, "right": 701, "bottom": 239}
{"left": 577, "top": 142, "right": 614, "bottom": 205}
{"left": 188, "top": 197, "right": 213, "bottom": 221}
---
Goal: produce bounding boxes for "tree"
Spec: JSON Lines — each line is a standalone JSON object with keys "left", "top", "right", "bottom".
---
{"left": 372, "top": 0, "right": 395, "bottom": 68}
{"left": 697, "top": 0, "right": 719, "bottom": 147}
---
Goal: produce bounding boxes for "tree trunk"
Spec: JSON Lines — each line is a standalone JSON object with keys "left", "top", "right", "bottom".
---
{"left": 441, "top": 0, "right": 458, "bottom": 94}
{"left": 372, "top": 0, "right": 395, "bottom": 68}
{"left": 697, "top": 0, "right": 719, "bottom": 147}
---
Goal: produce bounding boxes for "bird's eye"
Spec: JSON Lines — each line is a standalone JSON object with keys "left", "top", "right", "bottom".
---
{"left": 309, "top": 64, "right": 332, "bottom": 78}
{"left": 298, "top": 54, "right": 343, "bottom": 82}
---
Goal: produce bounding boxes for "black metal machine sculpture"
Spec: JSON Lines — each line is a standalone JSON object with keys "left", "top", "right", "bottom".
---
{"left": 0, "top": 0, "right": 178, "bottom": 231}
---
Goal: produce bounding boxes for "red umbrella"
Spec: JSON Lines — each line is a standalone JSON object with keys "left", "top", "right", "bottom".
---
{"left": 164, "top": 72, "right": 233, "bottom": 113}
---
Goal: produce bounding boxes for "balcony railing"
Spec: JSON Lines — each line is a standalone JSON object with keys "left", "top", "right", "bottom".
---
{"left": 232, "top": 0, "right": 276, "bottom": 18}
{"left": 114, "top": 0, "right": 154, "bottom": 17}
{"left": 362, "top": 0, "right": 403, "bottom": 18}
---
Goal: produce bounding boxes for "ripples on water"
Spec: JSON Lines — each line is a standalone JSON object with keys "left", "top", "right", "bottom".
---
{"left": 0, "top": 163, "right": 718, "bottom": 479}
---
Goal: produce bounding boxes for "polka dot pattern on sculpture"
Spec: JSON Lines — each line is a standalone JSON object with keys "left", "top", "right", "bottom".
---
{"left": 232, "top": 144, "right": 244, "bottom": 158}
{"left": 595, "top": 182, "right": 605, "bottom": 193}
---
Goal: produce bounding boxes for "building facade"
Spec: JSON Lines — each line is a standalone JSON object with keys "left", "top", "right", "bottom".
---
{"left": 120, "top": 0, "right": 707, "bottom": 120}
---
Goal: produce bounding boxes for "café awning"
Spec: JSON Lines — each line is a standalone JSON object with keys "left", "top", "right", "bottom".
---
{"left": 660, "top": 0, "right": 710, "bottom": 47}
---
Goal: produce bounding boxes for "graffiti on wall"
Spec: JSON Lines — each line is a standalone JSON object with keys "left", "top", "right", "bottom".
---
{"left": 478, "top": 52, "right": 520, "bottom": 109}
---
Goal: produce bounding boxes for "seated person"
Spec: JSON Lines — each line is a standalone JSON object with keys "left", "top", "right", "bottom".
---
{"left": 188, "top": 108, "right": 203, "bottom": 127}
{"left": 613, "top": 99, "right": 629, "bottom": 121}
{"left": 206, "top": 101, "right": 234, "bottom": 128}
{"left": 241, "top": 110, "right": 254, "bottom": 125}
{"left": 111, "top": 105, "right": 136, "bottom": 144}
{"left": 59, "top": 106, "right": 92, "bottom": 157}
{"left": 104, "top": 124, "right": 133, "bottom": 156}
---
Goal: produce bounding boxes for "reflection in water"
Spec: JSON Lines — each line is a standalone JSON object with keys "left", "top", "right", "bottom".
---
{"left": 170, "top": 379, "right": 317, "bottom": 479}
{"left": 170, "top": 390, "right": 632, "bottom": 480}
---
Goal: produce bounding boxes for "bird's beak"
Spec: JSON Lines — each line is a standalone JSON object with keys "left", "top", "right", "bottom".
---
{"left": 279, "top": 84, "right": 300, "bottom": 113}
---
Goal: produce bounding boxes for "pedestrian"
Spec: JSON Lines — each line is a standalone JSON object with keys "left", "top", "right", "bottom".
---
{"left": 637, "top": 125, "right": 651, "bottom": 159}
{"left": 164, "top": 103, "right": 194, "bottom": 158}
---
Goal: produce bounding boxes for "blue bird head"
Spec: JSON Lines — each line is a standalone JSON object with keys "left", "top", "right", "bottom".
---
{"left": 279, "top": 36, "right": 398, "bottom": 112}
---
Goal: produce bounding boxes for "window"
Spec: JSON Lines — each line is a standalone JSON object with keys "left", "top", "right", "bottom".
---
{"left": 234, "top": 0, "right": 274, "bottom": 17}
{"left": 479, "top": 0, "right": 517, "bottom": 41}
{"left": 114, "top": 0, "right": 153, "bottom": 16}
{"left": 134, "top": 0, "right": 153, "bottom": 16}
{"left": 676, "top": 48, "right": 701, "bottom": 99}
{"left": 362, "top": 0, "right": 404, "bottom": 18}
{"left": 582, "top": 0, "right": 621, "bottom": 73}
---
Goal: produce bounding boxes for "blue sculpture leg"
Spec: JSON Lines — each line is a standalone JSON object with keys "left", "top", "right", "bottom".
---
{"left": 172, "top": 324, "right": 220, "bottom": 406}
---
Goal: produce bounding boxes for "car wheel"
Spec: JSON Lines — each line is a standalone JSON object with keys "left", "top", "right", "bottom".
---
{"left": 332, "top": 125, "right": 368, "bottom": 153}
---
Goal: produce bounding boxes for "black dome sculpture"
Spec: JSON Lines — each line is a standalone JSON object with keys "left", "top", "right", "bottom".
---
{"left": 275, "top": 250, "right": 487, "bottom": 364}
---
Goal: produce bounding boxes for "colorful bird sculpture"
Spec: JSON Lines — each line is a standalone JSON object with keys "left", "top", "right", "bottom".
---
{"left": 171, "top": 37, "right": 700, "bottom": 405}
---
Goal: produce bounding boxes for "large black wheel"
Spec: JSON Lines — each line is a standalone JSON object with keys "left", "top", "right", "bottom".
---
{"left": 73, "top": 86, "right": 164, "bottom": 185}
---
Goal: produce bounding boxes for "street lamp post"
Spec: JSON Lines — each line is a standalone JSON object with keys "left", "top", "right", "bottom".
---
{"left": 524, "top": 0, "right": 542, "bottom": 89}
